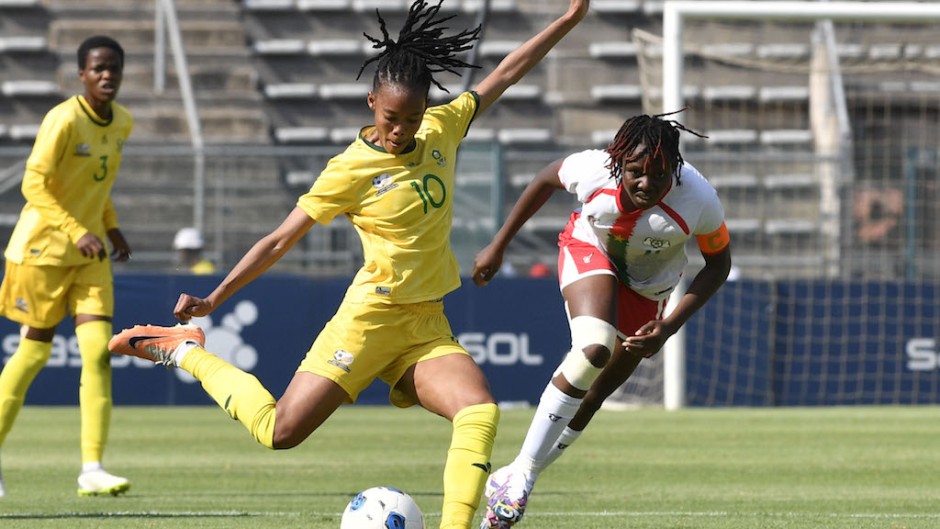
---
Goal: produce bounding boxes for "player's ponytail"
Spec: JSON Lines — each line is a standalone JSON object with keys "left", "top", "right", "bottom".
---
{"left": 357, "top": 0, "right": 482, "bottom": 94}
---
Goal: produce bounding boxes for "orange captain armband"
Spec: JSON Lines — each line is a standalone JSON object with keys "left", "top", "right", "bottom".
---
{"left": 696, "top": 222, "right": 731, "bottom": 255}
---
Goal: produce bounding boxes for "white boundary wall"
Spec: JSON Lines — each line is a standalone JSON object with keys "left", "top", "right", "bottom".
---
{"left": 660, "top": 1, "right": 940, "bottom": 410}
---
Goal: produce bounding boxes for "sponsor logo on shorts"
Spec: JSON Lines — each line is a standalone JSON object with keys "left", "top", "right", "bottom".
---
{"left": 328, "top": 349, "right": 355, "bottom": 373}
{"left": 14, "top": 298, "right": 28, "bottom": 313}
{"left": 75, "top": 143, "right": 91, "bottom": 157}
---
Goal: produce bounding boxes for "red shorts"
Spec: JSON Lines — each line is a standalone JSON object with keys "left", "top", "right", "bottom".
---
{"left": 557, "top": 239, "right": 667, "bottom": 337}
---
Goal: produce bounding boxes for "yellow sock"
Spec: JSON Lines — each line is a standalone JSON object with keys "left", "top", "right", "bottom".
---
{"left": 76, "top": 320, "right": 113, "bottom": 465}
{"left": 180, "top": 347, "right": 276, "bottom": 449}
{"left": 440, "top": 403, "right": 499, "bottom": 529}
{"left": 0, "top": 337, "right": 52, "bottom": 446}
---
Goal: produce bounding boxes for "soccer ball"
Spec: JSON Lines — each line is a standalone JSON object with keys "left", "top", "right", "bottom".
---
{"left": 340, "top": 486, "right": 425, "bottom": 529}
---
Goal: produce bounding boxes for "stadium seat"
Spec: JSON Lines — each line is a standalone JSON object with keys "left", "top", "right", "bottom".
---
{"left": 284, "top": 169, "right": 317, "bottom": 187}
{"left": 764, "top": 219, "right": 816, "bottom": 236}
{"left": 330, "top": 127, "right": 361, "bottom": 144}
{"left": 501, "top": 84, "right": 542, "bottom": 101}
{"left": 274, "top": 126, "right": 329, "bottom": 143}
{"left": 0, "top": 80, "right": 58, "bottom": 97}
{"left": 241, "top": 0, "right": 295, "bottom": 11}
{"left": 705, "top": 129, "right": 759, "bottom": 145}
{"left": 319, "top": 83, "right": 370, "bottom": 100}
{"left": 0, "top": 0, "right": 40, "bottom": 7}
{"left": 589, "top": 42, "right": 638, "bottom": 59}
{"left": 756, "top": 43, "right": 809, "bottom": 60}
{"left": 763, "top": 173, "right": 815, "bottom": 191}
{"left": 307, "top": 39, "right": 363, "bottom": 57}
{"left": 429, "top": 84, "right": 465, "bottom": 102}
{"left": 702, "top": 85, "right": 757, "bottom": 102}
{"left": 465, "top": 128, "right": 495, "bottom": 142}
{"left": 758, "top": 86, "right": 809, "bottom": 103}
{"left": 0, "top": 35, "right": 46, "bottom": 52}
{"left": 759, "top": 129, "right": 813, "bottom": 146}
{"left": 836, "top": 43, "right": 864, "bottom": 59}
{"left": 8, "top": 124, "right": 39, "bottom": 141}
{"left": 868, "top": 43, "right": 901, "bottom": 60}
{"left": 498, "top": 128, "right": 551, "bottom": 145}
{"left": 262, "top": 83, "right": 318, "bottom": 99}
{"left": 725, "top": 218, "right": 761, "bottom": 235}
{"left": 462, "top": 0, "right": 516, "bottom": 12}
{"left": 592, "top": 0, "right": 641, "bottom": 13}
{"left": 296, "top": 0, "right": 350, "bottom": 11}
{"left": 700, "top": 43, "right": 753, "bottom": 57}
{"left": 709, "top": 174, "right": 759, "bottom": 190}
{"left": 252, "top": 39, "right": 306, "bottom": 55}
{"left": 591, "top": 129, "right": 616, "bottom": 146}
{"left": 351, "top": 0, "right": 406, "bottom": 12}
{"left": 479, "top": 41, "right": 522, "bottom": 58}
{"left": 590, "top": 84, "right": 642, "bottom": 102}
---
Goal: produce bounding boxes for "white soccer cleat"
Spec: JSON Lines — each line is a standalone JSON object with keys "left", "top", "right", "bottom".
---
{"left": 480, "top": 464, "right": 533, "bottom": 529}
{"left": 108, "top": 324, "right": 205, "bottom": 367}
{"left": 77, "top": 469, "right": 131, "bottom": 497}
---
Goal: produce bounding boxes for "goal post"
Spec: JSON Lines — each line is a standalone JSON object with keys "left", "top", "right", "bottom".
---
{"left": 657, "top": 1, "right": 940, "bottom": 410}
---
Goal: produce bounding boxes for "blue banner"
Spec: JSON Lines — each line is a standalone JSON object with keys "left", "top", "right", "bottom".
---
{"left": 0, "top": 274, "right": 568, "bottom": 406}
{"left": 1, "top": 274, "right": 937, "bottom": 406}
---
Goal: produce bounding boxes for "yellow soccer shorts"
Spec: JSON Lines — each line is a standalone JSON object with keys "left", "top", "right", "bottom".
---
{"left": 299, "top": 298, "right": 468, "bottom": 407}
{"left": 0, "top": 259, "right": 113, "bottom": 328}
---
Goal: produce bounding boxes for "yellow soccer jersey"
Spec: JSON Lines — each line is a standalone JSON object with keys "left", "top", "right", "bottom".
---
{"left": 298, "top": 91, "right": 480, "bottom": 304}
{"left": 5, "top": 95, "right": 133, "bottom": 266}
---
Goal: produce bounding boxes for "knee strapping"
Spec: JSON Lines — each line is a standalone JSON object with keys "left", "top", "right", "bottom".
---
{"left": 560, "top": 316, "right": 618, "bottom": 390}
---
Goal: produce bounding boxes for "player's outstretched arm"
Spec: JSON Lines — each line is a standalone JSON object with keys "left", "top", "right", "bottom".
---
{"left": 473, "top": 0, "right": 588, "bottom": 115}
{"left": 472, "top": 159, "right": 565, "bottom": 286}
{"left": 174, "top": 206, "right": 316, "bottom": 321}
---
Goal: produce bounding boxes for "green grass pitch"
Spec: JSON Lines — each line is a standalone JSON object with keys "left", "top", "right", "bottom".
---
{"left": 1, "top": 405, "right": 939, "bottom": 528}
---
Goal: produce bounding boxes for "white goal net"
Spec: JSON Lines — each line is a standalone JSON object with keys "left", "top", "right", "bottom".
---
{"left": 607, "top": 1, "right": 940, "bottom": 409}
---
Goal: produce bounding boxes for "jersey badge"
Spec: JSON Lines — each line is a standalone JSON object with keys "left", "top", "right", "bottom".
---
{"left": 75, "top": 143, "right": 91, "bottom": 157}
{"left": 643, "top": 237, "right": 671, "bottom": 250}
{"left": 372, "top": 173, "right": 398, "bottom": 197}
{"left": 375, "top": 286, "right": 391, "bottom": 296}
{"left": 431, "top": 149, "right": 447, "bottom": 167}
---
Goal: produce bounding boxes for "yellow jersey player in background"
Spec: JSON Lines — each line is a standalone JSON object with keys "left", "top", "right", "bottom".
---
{"left": 0, "top": 35, "right": 133, "bottom": 498}
{"left": 108, "top": 1, "right": 590, "bottom": 527}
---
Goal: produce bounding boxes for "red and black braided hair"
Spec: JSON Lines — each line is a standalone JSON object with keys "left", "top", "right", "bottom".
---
{"left": 605, "top": 110, "right": 705, "bottom": 185}
{"left": 357, "top": 0, "right": 482, "bottom": 94}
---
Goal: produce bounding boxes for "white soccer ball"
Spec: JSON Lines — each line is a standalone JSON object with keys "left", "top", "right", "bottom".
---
{"left": 340, "top": 486, "right": 425, "bottom": 529}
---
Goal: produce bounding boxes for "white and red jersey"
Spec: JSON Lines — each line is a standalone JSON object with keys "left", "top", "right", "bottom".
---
{"left": 557, "top": 149, "right": 725, "bottom": 301}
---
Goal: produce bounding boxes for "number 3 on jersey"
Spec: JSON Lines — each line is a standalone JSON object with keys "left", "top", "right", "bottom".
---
{"left": 410, "top": 174, "right": 446, "bottom": 214}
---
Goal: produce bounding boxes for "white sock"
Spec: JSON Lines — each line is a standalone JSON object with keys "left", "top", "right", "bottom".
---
{"left": 514, "top": 383, "right": 582, "bottom": 477}
{"left": 174, "top": 341, "right": 200, "bottom": 366}
{"left": 543, "top": 426, "right": 583, "bottom": 469}
{"left": 82, "top": 462, "right": 103, "bottom": 474}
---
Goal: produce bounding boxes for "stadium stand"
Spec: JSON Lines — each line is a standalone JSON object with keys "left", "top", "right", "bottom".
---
{"left": 0, "top": 0, "right": 934, "bottom": 279}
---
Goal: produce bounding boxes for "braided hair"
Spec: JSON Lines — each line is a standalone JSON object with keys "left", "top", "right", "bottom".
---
{"left": 357, "top": 0, "right": 482, "bottom": 94}
{"left": 606, "top": 109, "right": 706, "bottom": 185}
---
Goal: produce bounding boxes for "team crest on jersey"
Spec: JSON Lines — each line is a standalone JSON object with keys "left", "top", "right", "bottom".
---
{"left": 75, "top": 143, "right": 91, "bottom": 157}
{"left": 643, "top": 237, "right": 670, "bottom": 250}
{"left": 375, "top": 286, "right": 391, "bottom": 296}
{"left": 372, "top": 173, "right": 398, "bottom": 197}
{"left": 328, "top": 349, "right": 355, "bottom": 373}
{"left": 431, "top": 149, "right": 447, "bottom": 167}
